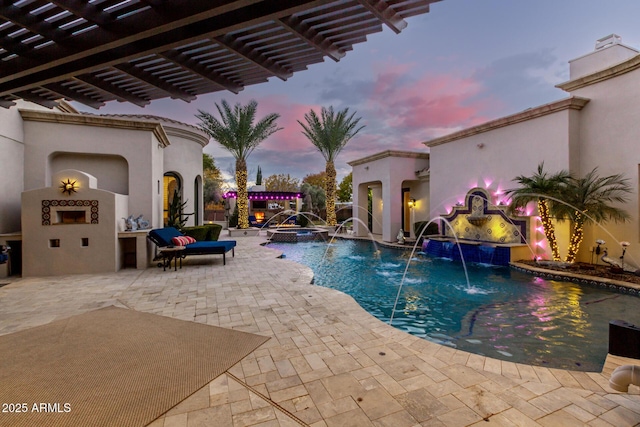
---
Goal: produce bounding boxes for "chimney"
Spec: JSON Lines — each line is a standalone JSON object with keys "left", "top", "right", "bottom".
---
{"left": 568, "top": 34, "right": 639, "bottom": 80}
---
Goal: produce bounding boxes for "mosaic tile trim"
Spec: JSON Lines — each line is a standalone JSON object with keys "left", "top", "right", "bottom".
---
{"left": 42, "top": 200, "right": 99, "bottom": 225}
{"left": 510, "top": 264, "right": 640, "bottom": 297}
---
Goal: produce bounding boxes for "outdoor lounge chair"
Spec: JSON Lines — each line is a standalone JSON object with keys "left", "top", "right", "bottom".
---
{"left": 148, "top": 227, "right": 236, "bottom": 265}
{"left": 249, "top": 215, "right": 268, "bottom": 228}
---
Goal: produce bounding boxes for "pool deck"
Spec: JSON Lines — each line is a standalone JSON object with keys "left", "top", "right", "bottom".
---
{"left": 1, "top": 234, "right": 640, "bottom": 426}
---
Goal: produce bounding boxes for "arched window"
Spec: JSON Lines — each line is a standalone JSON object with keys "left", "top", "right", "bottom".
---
{"left": 163, "top": 173, "right": 181, "bottom": 226}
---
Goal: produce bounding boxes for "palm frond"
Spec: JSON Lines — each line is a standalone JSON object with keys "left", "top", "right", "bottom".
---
{"left": 196, "top": 99, "right": 282, "bottom": 161}
{"left": 298, "top": 106, "right": 364, "bottom": 162}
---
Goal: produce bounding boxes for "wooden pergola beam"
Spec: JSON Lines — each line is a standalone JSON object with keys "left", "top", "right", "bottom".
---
{"left": 354, "top": 0, "right": 407, "bottom": 34}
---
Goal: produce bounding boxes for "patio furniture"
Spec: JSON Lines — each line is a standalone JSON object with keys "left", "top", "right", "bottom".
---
{"left": 148, "top": 227, "right": 236, "bottom": 265}
{"left": 248, "top": 215, "right": 268, "bottom": 228}
{"left": 157, "top": 245, "right": 185, "bottom": 271}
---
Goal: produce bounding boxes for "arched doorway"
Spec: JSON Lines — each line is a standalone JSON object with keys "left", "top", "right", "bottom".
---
{"left": 163, "top": 172, "right": 181, "bottom": 226}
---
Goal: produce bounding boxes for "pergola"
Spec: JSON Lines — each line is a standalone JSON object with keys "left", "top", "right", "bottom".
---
{"left": 0, "top": 0, "right": 440, "bottom": 109}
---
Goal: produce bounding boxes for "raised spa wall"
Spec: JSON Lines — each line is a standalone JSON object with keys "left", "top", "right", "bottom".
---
{"left": 266, "top": 228, "right": 330, "bottom": 243}
{"left": 423, "top": 188, "right": 534, "bottom": 266}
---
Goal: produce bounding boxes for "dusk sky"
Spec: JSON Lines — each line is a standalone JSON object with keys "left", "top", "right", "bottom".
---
{"left": 73, "top": 0, "right": 640, "bottom": 186}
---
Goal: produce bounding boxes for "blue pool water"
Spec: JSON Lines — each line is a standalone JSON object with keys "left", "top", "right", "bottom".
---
{"left": 268, "top": 239, "right": 640, "bottom": 371}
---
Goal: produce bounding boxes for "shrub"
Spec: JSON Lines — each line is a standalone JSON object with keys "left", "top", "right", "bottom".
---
{"left": 183, "top": 224, "right": 222, "bottom": 241}
{"left": 297, "top": 214, "right": 309, "bottom": 227}
{"left": 228, "top": 204, "right": 238, "bottom": 228}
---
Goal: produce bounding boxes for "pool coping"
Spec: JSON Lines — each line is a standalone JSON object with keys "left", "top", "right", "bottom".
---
{"left": 510, "top": 261, "right": 640, "bottom": 295}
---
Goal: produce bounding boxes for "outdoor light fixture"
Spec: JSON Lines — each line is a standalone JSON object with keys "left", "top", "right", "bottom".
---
{"left": 60, "top": 178, "right": 78, "bottom": 195}
{"left": 593, "top": 239, "right": 606, "bottom": 265}
{"left": 408, "top": 198, "right": 416, "bottom": 208}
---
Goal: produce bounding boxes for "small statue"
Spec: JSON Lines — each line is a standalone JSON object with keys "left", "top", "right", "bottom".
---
{"left": 135, "top": 214, "right": 150, "bottom": 229}
{"left": 124, "top": 215, "right": 137, "bottom": 231}
{"left": 397, "top": 229, "right": 405, "bottom": 244}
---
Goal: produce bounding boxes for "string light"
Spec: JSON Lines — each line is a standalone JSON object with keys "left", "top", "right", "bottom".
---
{"left": 538, "top": 200, "right": 561, "bottom": 261}
{"left": 236, "top": 169, "right": 249, "bottom": 229}
{"left": 565, "top": 211, "right": 584, "bottom": 263}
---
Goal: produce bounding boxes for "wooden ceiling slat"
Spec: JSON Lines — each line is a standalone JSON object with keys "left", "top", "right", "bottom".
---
{"left": 13, "top": 90, "right": 59, "bottom": 108}
{"left": 279, "top": 15, "right": 345, "bottom": 62}
{"left": 76, "top": 74, "right": 151, "bottom": 107}
{"left": 215, "top": 34, "right": 292, "bottom": 81}
{"left": 355, "top": 0, "right": 407, "bottom": 34}
{"left": 43, "top": 82, "right": 106, "bottom": 109}
{"left": 114, "top": 63, "right": 196, "bottom": 102}
{"left": 0, "top": 0, "right": 437, "bottom": 107}
{"left": 160, "top": 49, "right": 243, "bottom": 94}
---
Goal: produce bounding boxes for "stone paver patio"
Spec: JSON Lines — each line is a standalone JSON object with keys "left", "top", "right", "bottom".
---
{"left": 1, "top": 234, "right": 640, "bottom": 426}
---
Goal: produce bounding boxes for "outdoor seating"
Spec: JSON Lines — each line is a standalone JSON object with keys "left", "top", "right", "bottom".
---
{"left": 148, "top": 227, "right": 236, "bottom": 265}
{"left": 248, "top": 215, "right": 269, "bottom": 228}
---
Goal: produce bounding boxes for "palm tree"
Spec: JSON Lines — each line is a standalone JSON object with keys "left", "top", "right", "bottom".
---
{"left": 554, "top": 168, "right": 631, "bottom": 263}
{"left": 298, "top": 106, "right": 364, "bottom": 225}
{"left": 504, "top": 163, "right": 570, "bottom": 261}
{"left": 196, "top": 100, "right": 281, "bottom": 229}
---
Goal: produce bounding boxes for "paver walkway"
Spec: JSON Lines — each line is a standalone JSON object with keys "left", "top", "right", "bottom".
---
{"left": 1, "top": 235, "right": 639, "bottom": 426}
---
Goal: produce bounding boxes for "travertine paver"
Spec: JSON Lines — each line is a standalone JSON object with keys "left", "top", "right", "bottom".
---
{"left": 1, "top": 234, "right": 640, "bottom": 426}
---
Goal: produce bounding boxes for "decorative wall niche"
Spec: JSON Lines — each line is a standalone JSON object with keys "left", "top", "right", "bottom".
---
{"left": 442, "top": 187, "right": 529, "bottom": 244}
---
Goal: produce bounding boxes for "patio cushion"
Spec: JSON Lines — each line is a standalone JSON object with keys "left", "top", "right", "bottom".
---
{"left": 171, "top": 235, "right": 196, "bottom": 246}
{"left": 149, "top": 227, "right": 183, "bottom": 247}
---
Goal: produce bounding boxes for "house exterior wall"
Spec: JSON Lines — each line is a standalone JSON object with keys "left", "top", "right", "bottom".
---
{"left": 0, "top": 105, "right": 207, "bottom": 276}
{"left": 569, "top": 39, "right": 638, "bottom": 80}
{"left": 20, "top": 111, "right": 170, "bottom": 230}
{"left": 0, "top": 101, "right": 50, "bottom": 234}
{"left": 560, "top": 60, "right": 640, "bottom": 265}
{"left": 350, "top": 151, "right": 429, "bottom": 242}
{"left": 425, "top": 38, "right": 640, "bottom": 265}
{"left": 428, "top": 104, "right": 578, "bottom": 222}
{"left": 162, "top": 123, "right": 208, "bottom": 226}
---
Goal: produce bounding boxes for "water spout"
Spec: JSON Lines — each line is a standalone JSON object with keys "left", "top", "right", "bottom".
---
{"left": 390, "top": 216, "right": 472, "bottom": 326}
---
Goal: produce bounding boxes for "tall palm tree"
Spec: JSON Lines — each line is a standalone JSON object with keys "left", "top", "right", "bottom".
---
{"left": 505, "top": 163, "right": 570, "bottom": 261}
{"left": 196, "top": 100, "right": 281, "bottom": 229}
{"left": 298, "top": 106, "right": 364, "bottom": 226}
{"left": 554, "top": 168, "right": 631, "bottom": 263}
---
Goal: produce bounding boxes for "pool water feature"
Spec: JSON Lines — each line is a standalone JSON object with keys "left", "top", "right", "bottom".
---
{"left": 268, "top": 239, "right": 640, "bottom": 371}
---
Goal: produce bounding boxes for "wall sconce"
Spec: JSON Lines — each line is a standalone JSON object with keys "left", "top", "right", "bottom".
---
{"left": 60, "top": 179, "right": 78, "bottom": 195}
{"left": 408, "top": 198, "right": 416, "bottom": 208}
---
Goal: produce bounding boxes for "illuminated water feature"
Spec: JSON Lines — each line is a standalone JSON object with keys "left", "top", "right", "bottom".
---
{"left": 269, "top": 239, "right": 640, "bottom": 371}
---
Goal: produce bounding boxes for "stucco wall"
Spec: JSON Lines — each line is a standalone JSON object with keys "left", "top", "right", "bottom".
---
{"left": 162, "top": 124, "right": 207, "bottom": 226}
{"left": 0, "top": 102, "right": 48, "bottom": 233}
{"left": 351, "top": 152, "right": 429, "bottom": 242}
{"left": 567, "top": 66, "right": 640, "bottom": 265}
{"left": 21, "top": 185, "right": 121, "bottom": 277}
{"left": 50, "top": 153, "right": 129, "bottom": 195}
{"left": 428, "top": 110, "right": 574, "bottom": 222}
{"left": 20, "top": 111, "right": 167, "bottom": 229}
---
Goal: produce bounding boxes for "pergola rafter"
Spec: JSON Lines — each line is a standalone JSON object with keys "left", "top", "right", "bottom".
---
{"left": 0, "top": 0, "right": 441, "bottom": 109}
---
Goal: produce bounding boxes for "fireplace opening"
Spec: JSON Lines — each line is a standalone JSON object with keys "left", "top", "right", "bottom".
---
{"left": 57, "top": 210, "right": 87, "bottom": 224}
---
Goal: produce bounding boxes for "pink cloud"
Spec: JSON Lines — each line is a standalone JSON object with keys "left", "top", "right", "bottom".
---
{"left": 253, "top": 95, "right": 322, "bottom": 154}
{"left": 366, "top": 63, "right": 502, "bottom": 141}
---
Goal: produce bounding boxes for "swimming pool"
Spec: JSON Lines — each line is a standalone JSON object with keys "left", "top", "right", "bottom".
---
{"left": 267, "top": 239, "right": 640, "bottom": 371}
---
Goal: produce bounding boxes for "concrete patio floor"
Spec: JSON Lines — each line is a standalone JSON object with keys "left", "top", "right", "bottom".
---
{"left": 1, "top": 234, "right": 640, "bottom": 426}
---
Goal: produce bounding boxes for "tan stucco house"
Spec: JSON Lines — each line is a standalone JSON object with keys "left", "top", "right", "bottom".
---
{"left": 352, "top": 34, "right": 640, "bottom": 268}
{"left": 0, "top": 102, "right": 208, "bottom": 277}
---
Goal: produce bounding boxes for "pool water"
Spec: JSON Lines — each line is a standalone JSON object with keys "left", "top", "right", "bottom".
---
{"left": 268, "top": 239, "right": 640, "bottom": 371}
